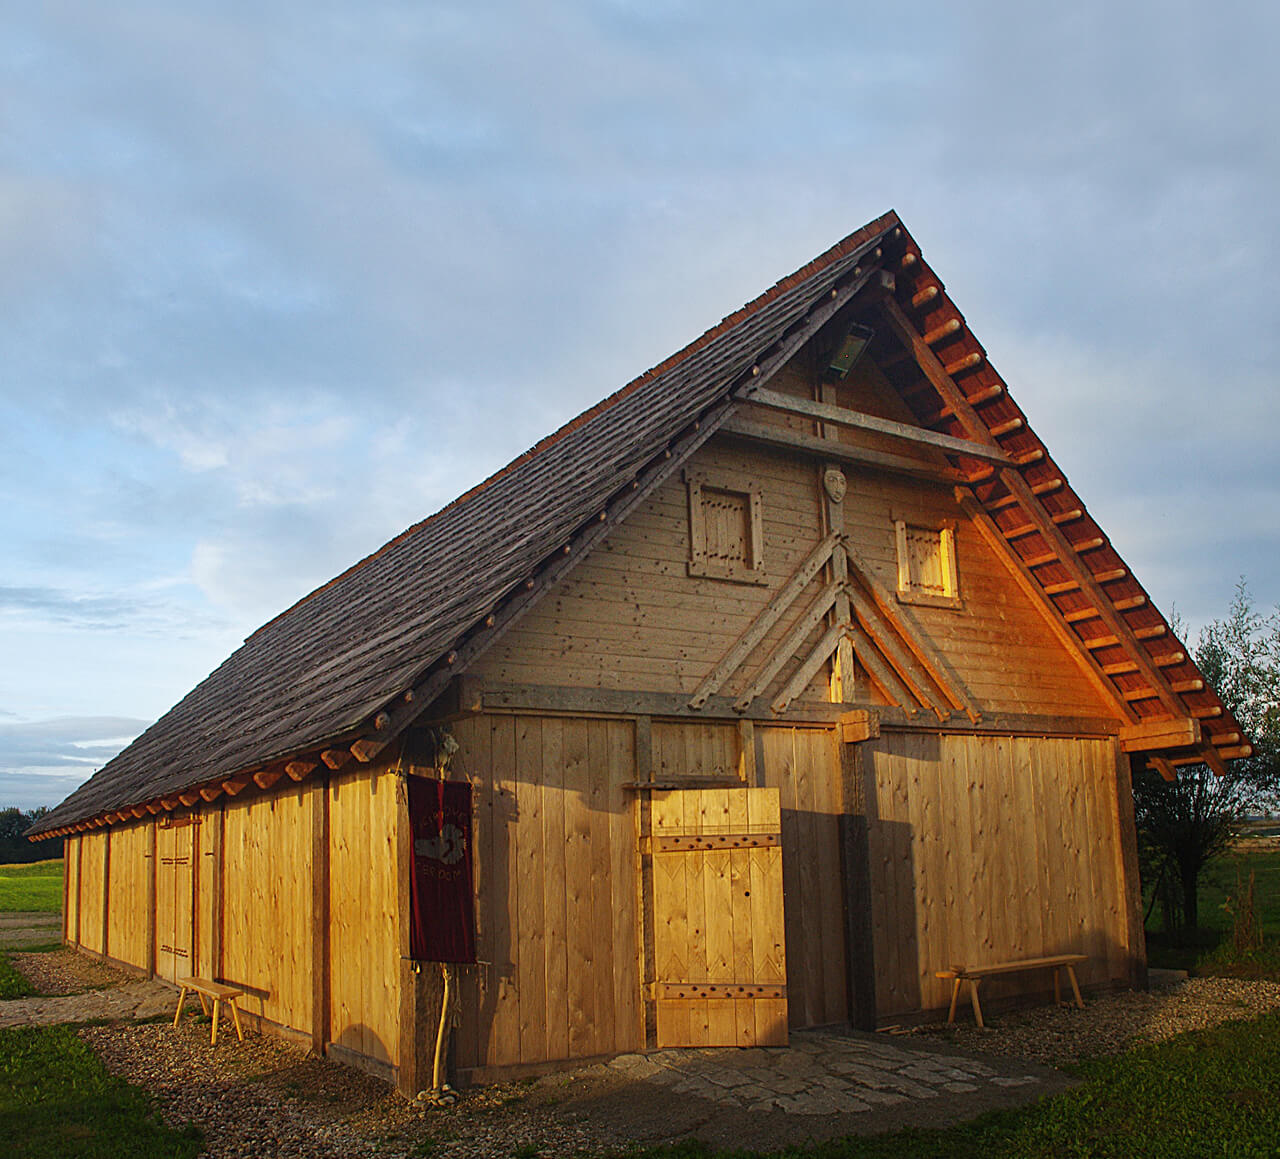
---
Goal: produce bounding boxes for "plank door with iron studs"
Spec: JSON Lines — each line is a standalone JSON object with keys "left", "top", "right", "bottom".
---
{"left": 649, "top": 787, "right": 787, "bottom": 1047}
{"left": 154, "top": 821, "right": 195, "bottom": 982}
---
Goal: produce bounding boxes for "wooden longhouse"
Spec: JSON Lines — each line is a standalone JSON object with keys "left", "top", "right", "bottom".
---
{"left": 31, "top": 210, "right": 1251, "bottom": 1094}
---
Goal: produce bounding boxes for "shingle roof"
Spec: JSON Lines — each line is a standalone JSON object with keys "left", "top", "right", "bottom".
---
{"left": 32, "top": 212, "right": 901, "bottom": 834}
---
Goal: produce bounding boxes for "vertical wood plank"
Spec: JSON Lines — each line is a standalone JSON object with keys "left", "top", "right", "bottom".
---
{"left": 540, "top": 717, "right": 569, "bottom": 1062}
{"left": 516, "top": 717, "right": 547, "bottom": 1062}
{"left": 586, "top": 721, "right": 615, "bottom": 1055}
{"left": 563, "top": 719, "right": 594, "bottom": 1058}
{"left": 607, "top": 720, "right": 641, "bottom": 1053}
{"left": 311, "top": 777, "right": 329, "bottom": 1054}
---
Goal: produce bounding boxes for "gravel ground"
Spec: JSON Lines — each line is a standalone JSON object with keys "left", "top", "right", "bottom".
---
{"left": 9, "top": 947, "right": 1280, "bottom": 1157}
{"left": 909, "top": 975, "right": 1280, "bottom": 1067}
{"left": 10, "top": 947, "right": 124, "bottom": 995}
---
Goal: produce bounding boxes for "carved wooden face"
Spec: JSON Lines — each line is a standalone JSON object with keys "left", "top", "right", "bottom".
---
{"left": 823, "top": 468, "right": 847, "bottom": 504}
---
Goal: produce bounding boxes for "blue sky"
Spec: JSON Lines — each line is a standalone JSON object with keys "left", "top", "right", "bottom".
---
{"left": 2, "top": 0, "right": 1278, "bottom": 810}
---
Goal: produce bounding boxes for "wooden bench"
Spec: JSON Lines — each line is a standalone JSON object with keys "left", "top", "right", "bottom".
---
{"left": 935, "top": 954, "right": 1086, "bottom": 1028}
{"left": 173, "top": 977, "right": 245, "bottom": 1046}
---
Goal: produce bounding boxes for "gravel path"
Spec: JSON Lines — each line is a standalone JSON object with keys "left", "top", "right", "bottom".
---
{"left": 9, "top": 947, "right": 125, "bottom": 995}
{"left": 909, "top": 975, "right": 1280, "bottom": 1067}
{"left": 0, "top": 913, "right": 61, "bottom": 949}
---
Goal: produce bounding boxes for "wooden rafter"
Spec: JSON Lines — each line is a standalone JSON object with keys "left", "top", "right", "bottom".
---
{"left": 881, "top": 293, "right": 1185, "bottom": 721}
{"left": 957, "top": 489, "right": 1140, "bottom": 724}
{"left": 742, "top": 387, "right": 1015, "bottom": 466}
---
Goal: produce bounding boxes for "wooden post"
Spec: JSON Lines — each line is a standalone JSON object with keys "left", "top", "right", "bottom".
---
{"left": 61, "top": 836, "right": 71, "bottom": 947}
{"left": 75, "top": 834, "right": 82, "bottom": 948}
{"left": 839, "top": 744, "right": 878, "bottom": 1030}
{"left": 146, "top": 822, "right": 157, "bottom": 978}
{"left": 396, "top": 774, "right": 438, "bottom": 1098}
{"left": 101, "top": 826, "right": 112, "bottom": 959}
{"left": 1117, "top": 749, "right": 1149, "bottom": 991}
{"left": 634, "top": 716, "right": 657, "bottom": 1048}
{"left": 211, "top": 804, "right": 225, "bottom": 982}
{"left": 311, "top": 775, "right": 330, "bottom": 1053}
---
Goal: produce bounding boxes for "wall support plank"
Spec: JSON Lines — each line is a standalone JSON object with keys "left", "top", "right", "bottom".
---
{"left": 395, "top": 775, "right": 425, "bottom": 1097}
{"left": 312, "top": 776, "right": 330, "bottom": 1055}
{"left": 1116, "top": 750, "right": 1149, "bottom": 992}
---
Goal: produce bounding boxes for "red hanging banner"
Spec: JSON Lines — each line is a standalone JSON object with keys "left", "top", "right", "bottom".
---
{"left": 406, "top": 778, "right": 476, "bottom": 963}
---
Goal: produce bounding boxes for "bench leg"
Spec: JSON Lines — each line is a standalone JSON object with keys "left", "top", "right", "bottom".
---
{"left": 229, "top": 1000, "right": 244, "bottom": 1042}
{"left": 173, "top": 986, "right": 188, "bottom": 1030}
{"left": 1065, "top": 965, "right": 1084, "bottom": 1010}
{"left": 197, "top": 992, "right": 210, "bottom": 1018}
{"left": 946, "top": 978, "right": 962, "bottom": 1026}
{"left": 968, "top": 980, "right": 985, "bottom": 1029}
{"left": 211, "top": 998, "right": 220, "bottom": 1047}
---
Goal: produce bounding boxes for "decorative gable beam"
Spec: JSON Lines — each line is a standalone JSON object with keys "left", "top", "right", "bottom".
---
{"left": 744, "top": 386, "right": 1015, "bottom": 467}
{"left": 734, "top": 583, "right": 840, "bottom": 712}
{"left": 842, "top": 548, "right": 983, "bottom": 724}
{"left": 721, "top": 415, "right": 966, "bottom": 485}
{"left": 689, "top": 533, "right": 839, "bottom": 708}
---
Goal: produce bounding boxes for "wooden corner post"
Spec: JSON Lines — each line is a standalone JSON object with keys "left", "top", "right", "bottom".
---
{"left": 395, "top": 772, "right": 442, "bottom": 1098}
{"left": 1116, "top": 747, "right": 1149, "bottom": 991}
{"left": 311, "top": 774, "right": 330, "bottom": 1055}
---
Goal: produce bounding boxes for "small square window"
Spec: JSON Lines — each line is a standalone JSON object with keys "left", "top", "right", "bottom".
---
{"left": 895, "top": 520, "right": 960, "bottom": 608}
{"left": 686, "top": 469, "right": 766, "bottom": 585}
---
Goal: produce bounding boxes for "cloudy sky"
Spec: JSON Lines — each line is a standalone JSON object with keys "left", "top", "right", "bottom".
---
{"left": 2, "top": 1, "right": 1277, "bottom": 811}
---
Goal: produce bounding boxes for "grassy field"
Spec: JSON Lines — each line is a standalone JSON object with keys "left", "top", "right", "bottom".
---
{"left": 0, "top": 1025, "right": 202, "bottom": 1159}
{"left": 636, "top": 1011, "right": 1280, "bottom": 1158}
{"left": 0, "top": 859, "right": 63, "bottom": 913}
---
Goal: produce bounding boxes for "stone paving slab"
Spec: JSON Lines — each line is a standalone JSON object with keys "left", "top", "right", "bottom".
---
{"left": 0, "top": 979, "right": 176, "bottom": 1029}
{"left": 607, "top": 1028, "right": 1049, "bottom": 1119}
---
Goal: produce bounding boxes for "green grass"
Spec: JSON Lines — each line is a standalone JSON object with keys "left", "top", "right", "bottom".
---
{"left": 1145, "top": 848, "right": 1280, "bottom": 975}
{"left": 0, "top": 951, "right": 36, "bottom": 999}
{"left": 1199, "top": 849, "right": 1280, "bottom": 934}
{"left": 630, "top": 1012, "right": 1280, "bottom": 1159}
{"left": 0, "top": 859, "right": 63, "bottom": 913}
{"left": 0, "top": 1024, "right": 203, "bottom": 1159}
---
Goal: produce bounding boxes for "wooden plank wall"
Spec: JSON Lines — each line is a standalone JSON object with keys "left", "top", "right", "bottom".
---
{"left": 222, "top": 783, "right": 315, "bottom": 1033}
{"left": 864, "top": 731, "right": 1130, "bottom": 1019}
{"left": 104, "top": 821, "right": 149, "bottom": 967}
{"left": 756, "top": 725, "right": 848, "bottom": 1028}
{"left": 449, "top": 712, "right": 641, "bottom": 1071}
{"left": 63, "top": 834, "right": 80, "bottom": 946}
{"left": 652, "top": 720, "right": 742, "bottom": 780}
{"left": 78, "top": 830, "right": 106, "bottom": 955}
{"left": 328, "top": 767, "right": 400, "bottom": 1073}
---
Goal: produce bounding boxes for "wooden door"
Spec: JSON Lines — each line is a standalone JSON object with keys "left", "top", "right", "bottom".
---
{"left": 155, "top": 822, "right": 194, "bottom": 981}
{"left": 648, "top": 787, "right": 787, "bottom": 1047}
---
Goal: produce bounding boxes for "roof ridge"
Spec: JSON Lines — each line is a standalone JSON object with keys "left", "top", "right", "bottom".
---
{"left": 249, "top": 210, "right": 900, "bottom": 639}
